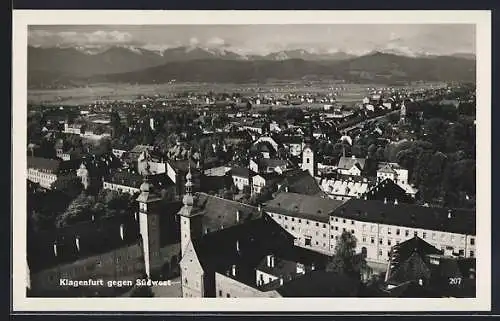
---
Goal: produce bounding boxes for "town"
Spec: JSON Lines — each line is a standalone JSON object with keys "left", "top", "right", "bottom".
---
{"left": 25, "top": 81, "right": 476, "bottom": 298}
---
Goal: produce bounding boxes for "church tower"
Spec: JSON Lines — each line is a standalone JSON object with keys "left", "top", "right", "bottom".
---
{"left": 302, "top": 145, "right": 317, "bottom": 177}
{"left": 179, "top": 160, "right": 203, "bottom": 258}
{"left": 400, "top": 101, "right": 406, "bottom": 124}
{"left": 137, "top": 176, "right": 162, "bottom": 278}
{"left": 76, "top": 163, "right": 89, "bottom": 190}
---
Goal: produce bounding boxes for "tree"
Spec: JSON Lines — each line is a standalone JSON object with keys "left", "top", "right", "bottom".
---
{"left": 325, "top": 231, "right": 367, "bottom": 280}
{"left": 56, "top": 192, "right": 96, "bottom": 228}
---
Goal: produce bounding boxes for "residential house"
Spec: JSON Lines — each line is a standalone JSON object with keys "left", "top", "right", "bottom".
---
{"left": 337, "top": 156, "right": 367, "bottom": 176}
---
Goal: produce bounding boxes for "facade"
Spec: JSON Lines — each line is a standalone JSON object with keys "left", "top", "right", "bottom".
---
{"left": 264, "top": 193, "right": 476, "bottom": 266}
{"left": 230, "top": 167, "right": 255, "bottom": 191}
{"left": 27, "top": 156, "right": 77, "bottom": 189}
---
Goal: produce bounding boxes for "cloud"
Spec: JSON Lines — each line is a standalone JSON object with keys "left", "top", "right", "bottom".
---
{"left": 206, "top": 37, "right": 226, "bottom": 47}
{"left": 28, "top": 30, "right": 134, "bottom": 47}
{"left": 189, "top": 37, "right": 200, "bottom": 46}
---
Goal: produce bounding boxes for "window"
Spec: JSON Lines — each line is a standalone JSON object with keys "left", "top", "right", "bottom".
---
{"left": 343, "top": 228, "right": 346, "bottom": 232}
{"left": 285, "top": 225, "right": 288, "bottom": 229}
{"left": 396, "top": 229, "right": 400, "bottom": 235}
{"left": 451, "top": 235, "right": 455, "bottom": 242}
{"left": 323, "top": 224, "right": 326, "bottom": 228}
{"left": 351, "top": 220, "right": 355, "bottom": 225}
{"left": 291, "top": 226, "right": 295, "bottom": 231}
{"left": 306, "top": 158, "right": 310, "bottom": 164}
{"left": 387, "top": 239, "right": 392, "bottom": 246}
{"left": 285, "top": 217, "right": 288, "bottom": 221}
{"left": 226, "top": 293, "right": 230, "bottom": 298}
{"left": 405, "top": 230, "right": 409, "bottom": 237}
{"left": 291, "top": 218, "right": 295, "bottom": 222}
{"left": 379, "top": 238, "right": 383, "bottom": 245}
{"left": 306, "top": 221, "right": 310, "bottom": 225}
{"left": 471, "top": 238, "right": 475, "bottom": 245}
{"left": 331, "top": 226, "right": 334, "bottom": 230}
{"left": 331, "top": 235, "right": 334, "bottom": 239}
{"left": 414, "top": 231, "right": 418, "bottom": 236}
{"left": 470, "top": 251, "right": 475, "bottom": 257}
{"left": 371, "top": 237, "right": 375, "bottom": 244}
{"left": 378, "top": 250, "right": 383, "bottom": 256}
{"left": 316, "top": 222, "right": 319, "bottom": 227}
{"left": 432, "top": 233, "right": 436, "bottom": 240}
{"left": 335, "top": 226, "right": 339, "bottom": 231}
{"left": 305, "top": 238, "right": 311, "bottom": 246}
{"left": 351, "top": 230, "right": 354, "bottom": 234}
{"left": 423, "top": 232, "right": 427, "bottom": 239}
{"left": 335, "top": 218, "right": 339, "bottom": 222}
{"left": 316, "top": 241, "right": 319, "bottom": 245}
{"left": 218, "top": 290, "right": 222, "bottom": 297}
{"left": 459, "top": 249, "right": 465, "bottom": 256}
{"left": 335, "top": 236, "right": 338, "bottom": 240}
{"left": 323, "top": 233, "right": 327, "bottom": 238}
{"left": 388, "top": 228, "right": 392, "bottom": 235}
{"left": 298, "top": 219, "right": 302, "bottom": 223}
{"left": 362, "top": 236, "right": 367, "bottom": 243}
{"left": 343, "top": 219, "right": 346, "bottom": 224}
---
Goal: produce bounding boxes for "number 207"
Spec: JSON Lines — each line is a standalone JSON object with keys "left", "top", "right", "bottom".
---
{"left": 449, "top": 277, "right": 462, "bottom": 285}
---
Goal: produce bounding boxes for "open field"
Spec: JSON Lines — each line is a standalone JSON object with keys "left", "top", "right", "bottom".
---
{"left": 27, "top": 81, "right": 447, "bottom": 106}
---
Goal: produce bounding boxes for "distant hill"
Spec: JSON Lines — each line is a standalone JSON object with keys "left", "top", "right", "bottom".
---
{"left": 27, "top": 46, "right": 476, "bottom": 87}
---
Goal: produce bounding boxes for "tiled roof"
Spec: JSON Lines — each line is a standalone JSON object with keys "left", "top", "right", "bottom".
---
{"left": 27, "top": 157, "right": 61, "bottom": 173}
{"left": 337, "top": 156, "right": 367, "bottom": 170}
{"left": 362, "top": 178, "right": 415, "bottom": 204}
{"left": 321, "top": 178, "right": 370, "bottom": 198}
{"left": 279, "top": 170, "right": 325, "bottom": 196}
{"left": 27, "top": 156, "right": 79, "bottom": 174}
{"left": 264, "top": 192, "right": 345, "bottom": 223}
{"left": 230, "top": 167, "right": 256, "bottom": 179}
{"left": 190, "top": 193, "right": 262, "bottom": 233}
{"left": 27, "top": 214, "right": 140, "bottom": 273}
{"left": 332, "top": 199, "right": 475, "bottom": 235}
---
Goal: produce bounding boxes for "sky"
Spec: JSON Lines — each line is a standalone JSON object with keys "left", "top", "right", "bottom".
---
{"left": 28, "top": 24, "right": 476, "bottom": 56}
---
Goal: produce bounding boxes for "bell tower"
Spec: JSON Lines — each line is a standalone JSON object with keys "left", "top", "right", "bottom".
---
{"left": 137, "top": 176, "right": 162, "bottom": 278}
{"left": 400, "top": 101, "right": 406, "bottom": 124}
{"left": 302, "top": 145, "right": 317, "bottom": 177}
{"left": 179, "top": 156, "right": 203, "bottom": 257}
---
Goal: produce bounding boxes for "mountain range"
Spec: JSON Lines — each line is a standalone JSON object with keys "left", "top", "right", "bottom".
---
{"left": 27, "top": 45, "right": 476, "bottom": 87}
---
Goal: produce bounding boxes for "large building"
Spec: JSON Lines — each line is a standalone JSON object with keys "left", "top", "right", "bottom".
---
{"left": 27, "top": 156, "right": 79, "bottom": 189}
{"left": 264, "top": 193, "right": 476, "bottom": 267}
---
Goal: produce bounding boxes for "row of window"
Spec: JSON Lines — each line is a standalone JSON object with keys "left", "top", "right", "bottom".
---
{"left": 271, "top": 214, "right": 328, "bottom": 228}
{"left": 331, "top": 218, "right": 475, "bottom": 245}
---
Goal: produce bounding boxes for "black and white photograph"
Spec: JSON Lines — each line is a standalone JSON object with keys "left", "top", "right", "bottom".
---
{"left": 12, "top": 10, "right": 491, "bottom": 312}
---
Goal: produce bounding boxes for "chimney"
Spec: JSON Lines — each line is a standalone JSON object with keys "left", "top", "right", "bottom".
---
{"left": 120, "top": 224, "right": 125, "bottom": 240}
{"left": 75, "top": 236, "right": 80, "bottom": 252}
{"left": 418, "top": 279, "right": 423, "bottom": 286}
{"left": 448, "top": 210, "right": 452, "bottom": 219}
{"left": 384, "top": 197, "right": 387, "bottom": 204}
{"left": 394, "top": 199, "right": 398, "bottom": 205}
{"left": 236, "top": 240, "right": 240, "bottom": 253}
{"left": 279, "top": 278, "right": 284, "bottom": 286}
{"left": 267, "top": 255, "right": 272, "bottom": 267}
{"left": 236, "top": 210, "right": 240, "bottom": 223}
{"left": 91, "top": 214, "right": 95, "bottom": 222}
{"left": 271, "top": 255, "right": 275, "bottom": 268}
{"left": 311, "top": 263, "right": 316, "bottom": 271}
{"left": 53, "top": 242, "right": 58, "bottom": 257}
